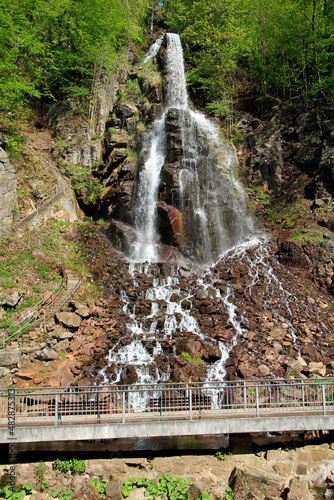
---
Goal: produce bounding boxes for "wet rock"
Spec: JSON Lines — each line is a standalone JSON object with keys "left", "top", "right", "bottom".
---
{"left": 195, "top": 289, "right": 209, "bottom": 300}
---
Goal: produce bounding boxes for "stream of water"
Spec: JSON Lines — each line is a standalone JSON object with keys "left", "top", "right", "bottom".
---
{"left": 101, "top": 34, "right": 328, "bottom": 407}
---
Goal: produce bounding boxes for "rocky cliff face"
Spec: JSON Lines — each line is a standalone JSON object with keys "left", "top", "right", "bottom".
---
{"left": 0, "top": 137, "right": 17, "bottom": 233}
{"left": 237, "top": 105, "right": 334, "bottom": 295}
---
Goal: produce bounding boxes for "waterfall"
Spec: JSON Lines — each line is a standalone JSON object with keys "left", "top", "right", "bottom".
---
{"left": 131, "top": 33, "right": 254, "bottom": 264}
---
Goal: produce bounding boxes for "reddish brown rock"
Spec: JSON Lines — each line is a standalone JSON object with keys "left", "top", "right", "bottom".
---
{"left": 237, "top": 362, "right": 258, "bottom": 378}
{"left": 49, "top": 359, "right": 73, "bottom": 387}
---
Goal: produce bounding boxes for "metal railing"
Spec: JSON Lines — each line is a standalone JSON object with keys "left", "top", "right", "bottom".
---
{"left": 0, "top": 271, "right": 83, "bottom": 347}
{"left": 1, "top": 379, "right": 333, "bottom": 427}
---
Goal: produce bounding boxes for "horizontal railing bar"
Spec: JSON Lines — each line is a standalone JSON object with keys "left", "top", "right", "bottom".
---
{"left": 2, "top": 378, "right": 333, "bottom": 395}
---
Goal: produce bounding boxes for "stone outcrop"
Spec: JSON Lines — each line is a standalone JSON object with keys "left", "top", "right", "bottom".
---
{"left": 244, "top": 110, "right": 334, "bottom": 199}
{"left": 0, "top": 145, "right": 17, "bottom": 233}
{"left": 247, "top": 118, "right": 283, "bottom": 193}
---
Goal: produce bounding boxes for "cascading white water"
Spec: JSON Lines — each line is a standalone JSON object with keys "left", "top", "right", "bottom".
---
{"left": 103, "top": 35, "right": 332, "bottom": 412}
{"left": 132, "top": 33, "right": 254, "bottom": 263}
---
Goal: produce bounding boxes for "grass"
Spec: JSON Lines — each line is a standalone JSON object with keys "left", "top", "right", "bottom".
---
{"left": 181, "top": 352, "right": 201, "bottom": 364}
{"left": 0, "top": 219, "right": 87, "bottom": 333}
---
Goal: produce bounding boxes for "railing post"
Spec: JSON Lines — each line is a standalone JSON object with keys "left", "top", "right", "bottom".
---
{"left": 97, "top": 391, "right": 100, "bottom": 424}
{"left": 159, "top": 393, "right": 162, "bottom": 421}
{"left": 189, "top": 388, "right": 192, "bottom": 421}
{"left": 301, "top": 380, "right": 305, "bottom": 408}
{"left": 55, "top": 394, "right": 58, "bottom": 425}
{"left": 322, "top": 384, "right": 327, "bottom": 416}
{"left": 122, "top": 391, "right": 125, "bottom": 423}
{"left": 256, "top": 386, "right": 259, "bottom": 417}
{"left": 243, "top": 382, "right": 247, "bottom": 411}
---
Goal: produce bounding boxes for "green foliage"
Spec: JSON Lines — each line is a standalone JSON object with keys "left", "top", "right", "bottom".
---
{"left": 214, "top": 451, "right": 227, "bottom": 461}
{"left": 0, "top": 483, "right": 34, "bottom": 500}
{"left": 122, "top": 474, "right": 195, "bottom": 500}
{"left": 197, "top": 493, "right": 212, "bottom": 500}
{"left": 36, "top": 461, "right": 46, "bottom": 482}
{"left": 51, "top": 488, "right": 63, "bottom": 498}
{"left": 52, "top": 458, "right": 86, "bottom": 475}
{"left": 167, "top": 0, "right": 334, "bottom": 114}
{"left": 0, "top": 0, "right": 148, "bottom": 112}
{"left": 89, "top": 478, "right": 107, "bottom": 498}
{"left": 181, "top": 352, "right": 201, "bottom": 364}
{"left": 225, "top": 485, "right": 234, "bottom": 500}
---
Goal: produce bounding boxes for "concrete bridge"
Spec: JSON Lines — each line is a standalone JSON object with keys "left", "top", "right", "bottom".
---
{"left": 1, "top": 379, "right": 334, "bottom": 444}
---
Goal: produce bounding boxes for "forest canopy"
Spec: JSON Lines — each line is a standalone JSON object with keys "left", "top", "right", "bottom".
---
{"left": 0, "top": 0, "right": 148, "bottom": 111}
{"left": 0, "top": 0, "right": 333, "bottom": 115}
{"left": 166, "top": 0, "right": 334, "bottom": 116}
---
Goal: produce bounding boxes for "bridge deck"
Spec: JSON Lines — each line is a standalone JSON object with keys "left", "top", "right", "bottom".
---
{"left": 1, "top": 379, "right": 334, "bottom": 443}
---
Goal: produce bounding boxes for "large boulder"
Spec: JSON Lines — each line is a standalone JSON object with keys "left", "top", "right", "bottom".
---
{"left": 55, "top": 312, "right": 82, "bottom": 329}
{"left": 0, "top": 349, "right": 21, "bottom": 366}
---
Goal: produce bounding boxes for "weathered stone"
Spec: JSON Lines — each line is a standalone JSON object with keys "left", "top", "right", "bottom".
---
{"left": 116, "top": 102, "right": 138, "bottom": 119}
{"left": 54, "top": 327, "right": 75, "bottom": 340}
{"left": 229, "top": 467, "right": 282, "bottom": 500}
{"left": 285, "top": 357, "right": 307, "bottom": 376}
{"left": 287, "top": 477, "right": 312, "bottom": 500}
{"left": 238, "top": 362, "right": 258, "bottom": 378}
{"left": 0, "top": 290, "right": 22, "bottom": 307}
{"left": 0, "top": 147, "right": 17, "bottom": 233}
{"left": 41, "top": 349, "right": 60, "bottom": 361}
{"left": 105, "top": 479, "right": 123, "bottom": 500}
{"left": 15, "top": 365, "right": 40, "bottom": 380}
{"left": 48, "top": 359, "right": 73, "bottom": 387}
{"left": 187, "top": 483, "right": 203, "bottom": 500}
{"left": 277, "top": 241, "right": 312, "bottom": 270}
{"left": 304, "top": 361, "right": 326, "bottom": 376}
{"left": 247, "top": 121, "right": 283, "bottom": 193}
{"left": 0, "top": 349, "right": 21, "bottom": 366}
{"left": 258, "top": 364, "right": 270, "bottom": 376}
{"left": 127, "top": 488, "right": 146, "bottom": 500}
{"left": 71, "top": 484, "right": 101, "bottom": 500}
{"left": 0, "top": 367, "right": 10, "bottom": 377}
{"left": 73, "top": 302, "right": 91, "bottom": 318}
{"left": 56, "top": 312, "right": 82, "bottom": 329}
